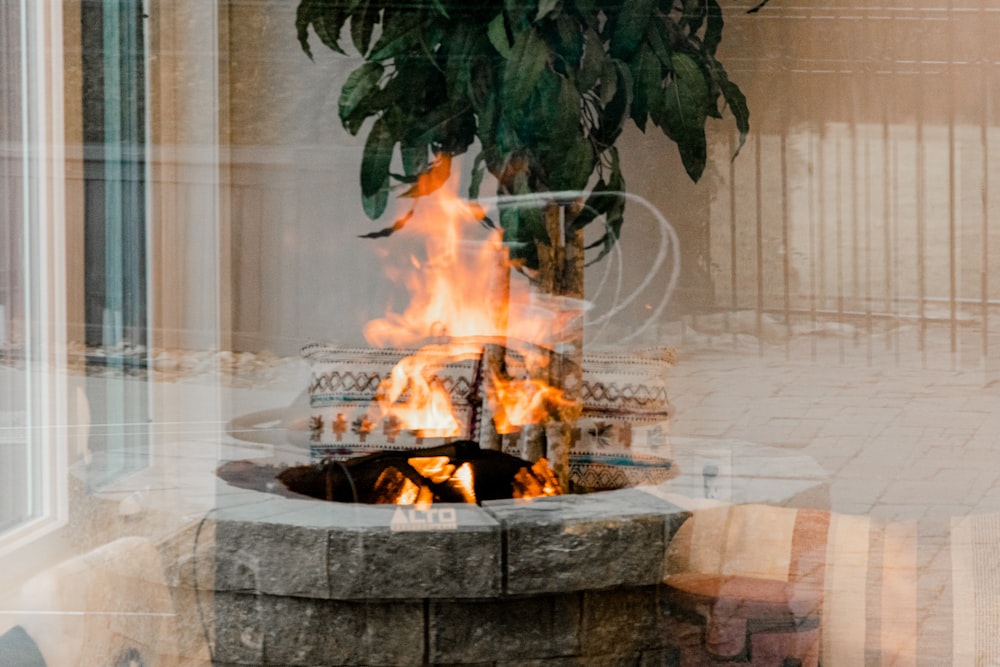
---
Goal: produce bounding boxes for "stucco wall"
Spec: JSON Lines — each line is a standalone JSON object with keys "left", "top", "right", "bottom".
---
{"left": 220, "top": 1, "right": 1000, "bottom": 356}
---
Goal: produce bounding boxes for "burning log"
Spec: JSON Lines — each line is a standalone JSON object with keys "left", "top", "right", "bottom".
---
{"left": 277, "top": 440, "right": 560, "bottom": 505}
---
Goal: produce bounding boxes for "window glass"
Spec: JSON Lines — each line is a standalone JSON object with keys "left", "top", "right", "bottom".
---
{"left": 2, "top": 2, "right": 1000, "bottom": 665}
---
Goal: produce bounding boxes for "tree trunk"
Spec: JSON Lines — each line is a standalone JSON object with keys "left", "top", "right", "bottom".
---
{"left": 537, "top": 201, "right": 585, "bottom": 491}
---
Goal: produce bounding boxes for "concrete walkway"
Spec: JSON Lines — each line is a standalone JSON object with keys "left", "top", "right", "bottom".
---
{"left": 667, "top": 318, "right": 1000, "bottom": 522}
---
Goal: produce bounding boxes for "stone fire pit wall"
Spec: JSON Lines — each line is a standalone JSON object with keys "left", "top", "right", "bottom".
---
{"left": 210, "top": 484, "right": 688, "bottom": 666}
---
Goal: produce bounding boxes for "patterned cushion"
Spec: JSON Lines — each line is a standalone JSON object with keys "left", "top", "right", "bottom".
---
{"left": 298, "top": 343, "right": 674, "bottom": 464}
{"left": 665, "top": 504, "right": 996, "bottom": 666}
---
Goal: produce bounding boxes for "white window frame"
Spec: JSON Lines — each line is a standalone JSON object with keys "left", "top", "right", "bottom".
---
{"left": 0, "top": 0, "right": 70, "bottom": 558}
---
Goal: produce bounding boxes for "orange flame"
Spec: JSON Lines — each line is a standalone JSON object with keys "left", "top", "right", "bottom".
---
{"left": 450, "top": 463, "right": 477, "bottom": 503}
{"left": 364, "top": 160, "right": 583, "bottom": 440}
{"left": 407, "top": 456, "right": 476, "bottom": 503}
{"left": 487, "top": 376, "right": 578, "bottom": 434}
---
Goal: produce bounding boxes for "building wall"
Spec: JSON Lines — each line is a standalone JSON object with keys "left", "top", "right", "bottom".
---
{"left": 219, "top": 1, "right": 1000, "bottom": 358}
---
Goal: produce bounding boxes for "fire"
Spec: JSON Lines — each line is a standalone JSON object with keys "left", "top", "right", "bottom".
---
{"left": 487, "top": 376, "right": 580, "bottom": 434}
{"left": 408, "top": 456, "right": 454, "bottom": 483}
{"left": 450, "top": 463, "right": 477, "bottom": 503}
{"left": 364, "top": 158, "right": 582, "bottom": 456}
{"left": 407, "top": 456, "right": 477, "bottom": 503}
{"left": 512, "top": 459, "right": 561, "bottom": 499}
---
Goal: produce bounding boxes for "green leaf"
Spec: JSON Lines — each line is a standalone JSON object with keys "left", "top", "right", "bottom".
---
{"left": 339, "top": 62, "right": 383, "bottom": 125}
{"left": 548, "top": 136, "right": 595, "bottom": 191}
{"left": 299, "top": 1, "right": 349, "bottom": 56}
{"left": 552, "top": 13, "right": 585, "bottom": 69}
{"left": 361, "top": 118, "right": 394, "bottom": 217}
{"left": 469, "top": 151, "right": 487, "bottom": 199}
{"left": 704, "top": 0, "right": 724, "bottom": 55}
{"left": 350, "top": 0, "right": 377, "bottom": 54}
{"left": 368, "top": 11, "right": 424, "bottom": 61}
{"left": 362, "top": 186, "right": 390, "bottom": 220}
{"left": 497, "top": 167, "right": 544, "bottom": 270}
{"left": 663, "top": 53, "right": 710, "bottom": 134}
{"left": 677, "top": 128, "right": 707, "bottom": 181}
{"left": 570, "top": 178, "right": 609, "bottom": 230}
{"left": 572, "top": 0, "right": 596, "bottom": 17}
{"left": 583, "top": 151, "right": 625, "bottom": 262}
{"left": 431, "top": 106, "right": 478, "bottom": 155}
{"left": 502, "top": 28, "right": 550, "bottom": 108}
{"left": 500, "top": 206, "right": 538, "bottom": 269}
{"left": 645, "top": 17, "right": 672, "bottom": 67}
{"left": 607, "top": 145, "right": 623, "bottom": 190}
{"left": 681, "top": 0, "right": 705, "bottom": 34}
{"left": 487, "top": 14, "right": 512, "bottom": 58}
{"left": 500, "top": 201, "right": 521, "bottom": 238}
{"left": 571, "top": 146, "right": 621, "bottom": 230}
{"left": 295, "top": 0, "right": 319, "bottom": 58}
{"left": 504, "top": 0, "right": 533, "bottom": 32}
{"left": 609, "top": 0, "right": 655, "bottom": 59}
{"left": 719, "top": 75, "right": 750, "bottom": 157}
{"left": 593, "top": 60, "right": 632, "bottom": 147}
{"left": 525, "top": 68, "right": 580, "bottom": 150}
{"left": 576, "top": 27, "right": 604, "bottom": 92}
{"left": 400, "top": 140, "right": 429, "bottom": 178}
{"left": 536, "top": 0, "right": 561, "bottom": 22}
{"left": 444, "top": 24, "right": 477, "bottom": 96}
{"left": 630, "top": 44, "right": 660, "bottom": 132}
{"left": 599, "top": 59, "right": 617, "bottom": 107}
{"left": 431, "top": 0, "right": 450, "bottom": 19}
{"left": 585, "top": 198, "right": 625, "bottom": 265}
{"left": 663, "top": 53, "right": 710, "bottom": 180}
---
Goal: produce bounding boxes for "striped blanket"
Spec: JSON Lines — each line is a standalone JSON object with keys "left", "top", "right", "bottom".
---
{"left": 665, "top": 504, "right": 1000, "bottom": 666}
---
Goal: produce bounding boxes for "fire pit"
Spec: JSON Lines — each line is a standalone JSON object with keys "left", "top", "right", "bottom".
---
{"left": 272, "top": 441, "right": 560, "bottom": 504}
{"left": 201, "top": 158, "right": 688, "bottom": 664}
{"left": 209, "top": 456, "right": 688, "bottom": 666}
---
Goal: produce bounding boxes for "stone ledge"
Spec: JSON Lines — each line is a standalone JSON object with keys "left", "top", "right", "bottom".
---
{"left": 212, "top": 474, "right": 688, "bottom": 602}
{"left": 211, "top": 586, "right": 681, "bottom": 666}
{"left": 483, "top": 492, "right": 674, "bottom": 596}
{"left": 428, "top": 593, "right": 581, "bottom": 663}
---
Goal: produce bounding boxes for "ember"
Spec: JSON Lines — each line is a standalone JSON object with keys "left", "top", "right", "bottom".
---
{"left": 276, "top": 440, "right": 560, "bottom": 504}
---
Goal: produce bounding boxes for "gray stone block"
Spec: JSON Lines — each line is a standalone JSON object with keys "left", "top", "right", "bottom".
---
{"left": 259, "top": 594, "right": 424, "bottom": 666}
{"left": 603, "top": 488, "right": 690, "bottom": 541}
{"left": 485, "top": 495, "right": 667, "bottom": 595}
{"left": 215, "top": 519, "right": 329, "bottom": 598}
{"left": 429, "top": 593, "right": 581, "bottom": 663}
{"left": 361, "top": 600, "right": 428, "bottom": 666}
{"left": 496, "top": 655, "right": 642, "bottom": 666}
{"left": 639, "top": 647, "right": 680, "bottom": 667}
{"left": 212, "top": 592, "right": 264, "bottom": 665}
{"left": 580, "top": 586, "right": 663, "bottom": 656}
{"left": 327, "top": 504, "right": 502, "bottom": 599}
{"left": 326, "top": 528, "right": 367, "bottom": 598}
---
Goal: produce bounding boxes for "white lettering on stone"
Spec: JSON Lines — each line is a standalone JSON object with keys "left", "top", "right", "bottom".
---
{"left": 390, "top": 506, "right": 459, "bottom": 531}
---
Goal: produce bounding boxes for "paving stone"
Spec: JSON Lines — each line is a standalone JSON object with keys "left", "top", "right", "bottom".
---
{"left": 428, "top": 593, "right": 581, "bottom": 663}
{"left": 484, "top": 495, "right": 666, "bottom": 595}
{"left": 879, "top": 480, "right": 970, "bottom": 506}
